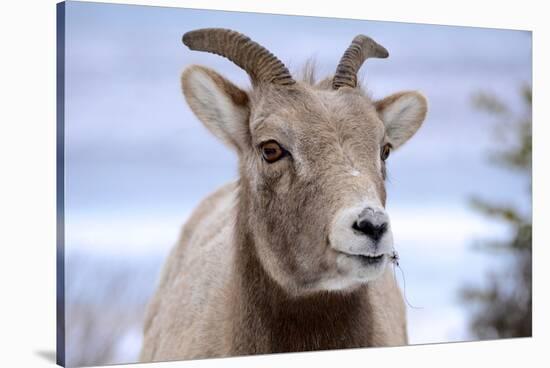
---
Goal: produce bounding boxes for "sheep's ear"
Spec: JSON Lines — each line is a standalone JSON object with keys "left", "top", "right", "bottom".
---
{"left": 181, "top": 65, "right": 250, "bottom": 151}
{"left": 375, "top": 91, "right": 427, "bottom": 150}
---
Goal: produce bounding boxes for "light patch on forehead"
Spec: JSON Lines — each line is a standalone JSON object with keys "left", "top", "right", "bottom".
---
{"left": 350, "top": 169, "right": 361, "bottom": 177}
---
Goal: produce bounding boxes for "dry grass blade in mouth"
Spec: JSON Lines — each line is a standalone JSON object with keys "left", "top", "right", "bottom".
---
{"left": 390, "top": 250, "right": 400, "bottom": 266}
{"left": 390, "top": 249, "right": 422, "bottom": 310}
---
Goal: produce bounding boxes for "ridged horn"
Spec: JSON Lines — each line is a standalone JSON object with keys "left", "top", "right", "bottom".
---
{"left": 332, "top": 35, "right": 389, "bottom": 90}
{"left": 182, "top": 28, "right": 295, "bottom": 86}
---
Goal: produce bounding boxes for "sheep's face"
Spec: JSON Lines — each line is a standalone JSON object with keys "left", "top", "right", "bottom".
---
{"left": 182, "top": 65, "right": 427, "bottom": 296}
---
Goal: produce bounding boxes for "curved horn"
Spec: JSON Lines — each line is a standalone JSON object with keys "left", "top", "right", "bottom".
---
{"left": 182, "top": 28, "right": 295, "bottom": 86}
{"left": 332, "top": 35, "right": 389, "bottom": 90}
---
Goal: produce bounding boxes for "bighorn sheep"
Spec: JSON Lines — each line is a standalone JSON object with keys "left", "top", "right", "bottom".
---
{"left": 141, "top": 28, "right": 427, "bottom": 361}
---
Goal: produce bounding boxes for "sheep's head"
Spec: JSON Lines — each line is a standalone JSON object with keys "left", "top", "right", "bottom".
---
{"left": 181, "top": 29, "right": 427, "bottom": 296}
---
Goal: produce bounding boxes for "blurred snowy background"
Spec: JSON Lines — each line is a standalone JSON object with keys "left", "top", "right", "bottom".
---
{"left": 61, "top": 1, "right": 532, "bottom": 366}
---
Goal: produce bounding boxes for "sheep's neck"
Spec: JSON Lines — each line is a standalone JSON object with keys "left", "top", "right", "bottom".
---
{"left": 229, "top": 227, "right": 372, "bottom": 355}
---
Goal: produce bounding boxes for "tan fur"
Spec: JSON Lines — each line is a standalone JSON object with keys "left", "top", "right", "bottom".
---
{"left": 141, "top": 183, "right": 237, "bottom": 360}
{"left": 141, "top": 182, "right": 406, "bottom": 362}
{"left": 141, "top": 44, "right": 427, "bottom": 362}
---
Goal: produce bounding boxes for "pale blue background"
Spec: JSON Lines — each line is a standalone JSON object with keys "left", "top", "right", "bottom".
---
{"left": 62, "top": 1, "right": 532, "bottom": 366}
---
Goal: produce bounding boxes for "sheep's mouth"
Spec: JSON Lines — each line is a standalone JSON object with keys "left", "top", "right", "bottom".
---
{"left": 355, "top": 254, "right": 385, "bottom": 265}
{"left": 338, "top": 251, "right": 386, "bottom": 266}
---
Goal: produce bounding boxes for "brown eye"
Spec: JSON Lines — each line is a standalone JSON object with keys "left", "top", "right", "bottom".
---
{"left": 381, "top": 143, "right": 392, "bottom": 161}
{"left": 261, "top": 140, "right": 285, "bottom": 163}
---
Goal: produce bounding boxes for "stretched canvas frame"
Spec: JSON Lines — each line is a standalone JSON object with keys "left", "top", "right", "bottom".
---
{"left": 57, "top": 1, "right": 532, "bottom": 366}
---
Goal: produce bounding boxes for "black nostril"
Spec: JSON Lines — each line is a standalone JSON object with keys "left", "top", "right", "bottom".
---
{"left": 352, "top": 220, "right": 388, "bottom": 242}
